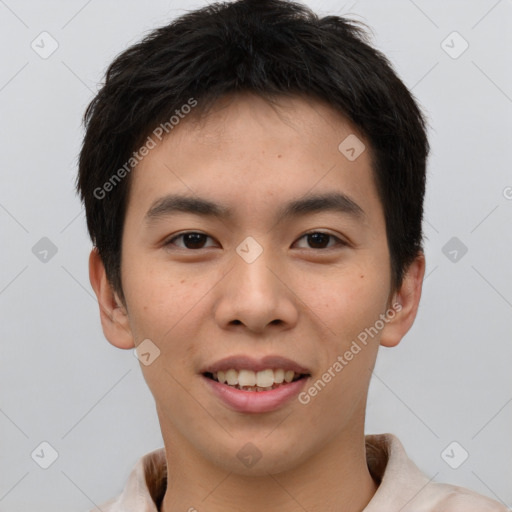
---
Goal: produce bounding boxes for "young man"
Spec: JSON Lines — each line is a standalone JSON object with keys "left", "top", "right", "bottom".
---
{"left": 77, "top": 0, "right": 507, "bottom": 510}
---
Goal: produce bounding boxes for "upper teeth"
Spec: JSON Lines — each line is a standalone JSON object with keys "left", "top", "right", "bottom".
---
{"left": 214, "top": 369, "right": 297, "bottom": 387}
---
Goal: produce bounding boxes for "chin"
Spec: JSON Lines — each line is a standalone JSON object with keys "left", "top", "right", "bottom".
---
{"left": 202, "top": 435, "right": 315, "bottom": 477}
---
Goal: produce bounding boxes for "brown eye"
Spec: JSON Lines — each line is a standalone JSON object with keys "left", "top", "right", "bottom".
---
{"left": 295, "top": 231, "right": 346, "bottom": 250}
{"left": 164, "top": 232, "right": 215, "bottom": 250}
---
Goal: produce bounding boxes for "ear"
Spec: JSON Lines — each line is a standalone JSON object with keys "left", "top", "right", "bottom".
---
{"left": 380, "top": 252, "right": 426, "bottom": 348}
{"left": 88, "top": 247, "right": 135, "bottom": 349}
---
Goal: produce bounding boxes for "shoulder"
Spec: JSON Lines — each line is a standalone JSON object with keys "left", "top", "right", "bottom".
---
{"left": 426, "top": 483, "right": 509, "bottom": 512}
{"left": 90, "top": 448, "right": 166, "bottom": 512}
{"left": 364, "top": 434, "right": 508, "bottom": 512}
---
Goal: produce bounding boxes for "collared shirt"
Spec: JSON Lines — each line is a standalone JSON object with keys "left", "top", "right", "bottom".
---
{"left": 94, "top": 433, "right": 507, "bottom": 511}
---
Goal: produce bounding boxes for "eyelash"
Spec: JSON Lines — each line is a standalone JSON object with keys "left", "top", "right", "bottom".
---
{"left": 163, "top": 231, "right": 347, "bottom": 251}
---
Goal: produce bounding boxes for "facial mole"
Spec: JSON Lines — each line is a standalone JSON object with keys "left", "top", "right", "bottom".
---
{"left": 277, "top": 154, "right": 282, "bottom": 158}
{"left": 180, "top": 279, "right": 185, "bottom": 284}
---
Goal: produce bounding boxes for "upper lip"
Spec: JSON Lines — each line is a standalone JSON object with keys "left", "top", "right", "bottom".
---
{"left": 201, "top": 355, "right": 311, "bottom": 375}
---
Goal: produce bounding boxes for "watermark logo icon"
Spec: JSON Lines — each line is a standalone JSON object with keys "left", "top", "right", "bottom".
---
{"left": 32, "top": 237, "right": 58, "bottom": 263}
{"left": 441, "top": 441, "right": 469, "bottom": 469}
{"left": 133, "top": 339, "right": 161, "bottom": 366}
{"left": 31, "top": 31, "right": 59, "bottom": 59}
{"left": 441, "top": 31, "right": 469, "bottom": 59}
{"left": 236, "top": 236, "right": 263, "bottom": 264}
{"left": 31, "top": 441, "right": 59, "bottom": 469}
{"left": 338, "top": 134, "right": 366, "bottom": 161}
{"left": 237, "top": 442, "right": 262, "bottom": 468}
{"left": 442, "top": 236, "right": 468, "bottom": 263}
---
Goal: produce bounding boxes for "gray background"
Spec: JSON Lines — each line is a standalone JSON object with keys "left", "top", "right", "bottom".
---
{"left": 0, "top": 0, "right": 511, "bottom": 510}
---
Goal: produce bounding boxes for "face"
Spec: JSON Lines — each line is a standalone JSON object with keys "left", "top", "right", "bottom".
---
{"left": 94, "top": 92, "right": 421, "bottom": 476}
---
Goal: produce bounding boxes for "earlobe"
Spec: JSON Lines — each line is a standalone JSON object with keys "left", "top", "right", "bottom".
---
{"left": 380, "top": 252, "right": 426, "bottom": 348}
{"left": 88, "top": 247, "right": 135, "bottom": 350}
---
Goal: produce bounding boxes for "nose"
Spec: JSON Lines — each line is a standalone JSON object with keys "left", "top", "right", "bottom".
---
{"left": 213, "top": 246, "right": 299, "bottom": 334}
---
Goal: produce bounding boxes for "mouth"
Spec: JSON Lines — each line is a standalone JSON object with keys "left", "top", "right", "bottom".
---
{"left": 203, "top": 368, "right": 309, "bottom": 392}
{"left": 200, "top": 355, "right": 311, "bottom": 413}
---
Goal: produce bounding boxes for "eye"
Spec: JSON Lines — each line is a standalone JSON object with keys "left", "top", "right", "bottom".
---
{"left": 163, "top": 230, "right": 347, "bottom": 251}
{"left": 294, "top": 231, "right": 346, "bottom": 250}
{"left": 164, "top": 231, "right": 217, "bottom": 250}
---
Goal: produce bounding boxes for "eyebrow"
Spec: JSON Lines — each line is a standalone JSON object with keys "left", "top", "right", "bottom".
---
{"left": 144, "top": 191, "right": 366, "bottom": 225}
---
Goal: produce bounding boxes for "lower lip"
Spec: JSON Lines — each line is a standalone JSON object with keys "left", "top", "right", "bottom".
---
{"left": 202, "top": 375, "right": 309, "bottom": 413}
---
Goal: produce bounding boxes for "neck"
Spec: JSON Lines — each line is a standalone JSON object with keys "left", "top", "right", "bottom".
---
{"left": 160, "top": 424, "right": 378, "bottom": 512}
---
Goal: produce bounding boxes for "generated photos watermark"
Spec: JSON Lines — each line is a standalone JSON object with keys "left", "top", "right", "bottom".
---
{"left": 93, "top": 97, "right": 198, "bottom": 200}
{"left": 298, "top": 301, "right": 402, "bottom": 405}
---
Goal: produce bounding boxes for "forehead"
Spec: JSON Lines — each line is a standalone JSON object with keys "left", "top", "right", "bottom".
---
{"left": 165, "top": 92, "right": 369, "bottom": 161}
{"left": 126, "top": 93, "right": 381, "bottom": 225}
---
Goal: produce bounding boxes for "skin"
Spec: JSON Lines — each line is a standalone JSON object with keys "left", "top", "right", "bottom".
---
{"left": 90, "top": 92, "right": 425, "bottom": 512}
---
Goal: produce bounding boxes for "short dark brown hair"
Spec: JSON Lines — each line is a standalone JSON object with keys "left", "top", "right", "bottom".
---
{"left": 76, "top": 0, "right": 429, "bottom": 302}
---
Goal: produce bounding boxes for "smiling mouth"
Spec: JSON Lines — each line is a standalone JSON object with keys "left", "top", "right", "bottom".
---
{"left": 203, "top": 368, "right": 309, "bottom": 392}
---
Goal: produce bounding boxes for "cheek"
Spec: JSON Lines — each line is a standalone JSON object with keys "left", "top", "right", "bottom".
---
{"left": 122, "top": 256, "right": 182, "bottom": 337}
{"left": 122, "top": 253, "right": 221, "bottom": 350}
{"left": 302, "top": 268, "right": 387, "bottom": 342}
